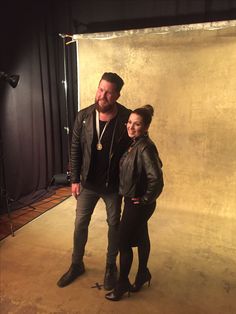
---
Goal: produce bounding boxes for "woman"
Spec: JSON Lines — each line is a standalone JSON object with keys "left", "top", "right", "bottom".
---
{"left": 105, "top": 105, "right": 164, "bottom": 301}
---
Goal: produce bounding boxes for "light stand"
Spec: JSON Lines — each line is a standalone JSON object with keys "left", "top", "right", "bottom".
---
{"left": 51, "top": 34, "right": 72, "bottom": 186}
{"left": 0, "top": 138, "right": 15, "bottom": 236}
{"left": 0, "top": 71, "right": 20, "bottom": 236}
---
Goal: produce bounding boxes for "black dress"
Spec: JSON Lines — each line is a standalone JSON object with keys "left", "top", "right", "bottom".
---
{"left": 119, "top": 198, "right": 155, "bottom": 248}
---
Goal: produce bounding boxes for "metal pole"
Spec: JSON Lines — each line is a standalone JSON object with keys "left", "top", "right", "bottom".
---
{"left": 76, "top": 40, "right": 80, "bottom": 111}
{"left": 59, "top": 34, "right": 71, "bottom": 173}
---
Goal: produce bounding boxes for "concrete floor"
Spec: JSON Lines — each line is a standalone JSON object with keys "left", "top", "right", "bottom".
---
{"left": 0, "top": 196, "right": 235, "bottom": 314}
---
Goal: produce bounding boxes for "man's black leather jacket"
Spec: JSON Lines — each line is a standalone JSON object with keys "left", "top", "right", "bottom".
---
{"left": 119, "top": 135, "right": 164, "bottom": 204}
{"left": 70, "top": 103, "right": 131, "bottom": 190}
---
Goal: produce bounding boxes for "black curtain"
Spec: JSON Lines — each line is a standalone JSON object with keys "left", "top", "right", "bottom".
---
{"left": 0, "top": 1, "right": 77, "bottom": 212}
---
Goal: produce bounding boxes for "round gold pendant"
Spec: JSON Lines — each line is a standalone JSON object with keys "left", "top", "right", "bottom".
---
{"left": 96, "top": 143, "right": 103, "bottom": 150}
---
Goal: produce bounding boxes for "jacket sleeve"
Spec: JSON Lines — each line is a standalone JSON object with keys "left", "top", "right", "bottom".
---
{"left": 140, "top": 144, "right": 164, "bottom": 204}
{"left": 70, "top": 112, "right": 84, "bottom": 183}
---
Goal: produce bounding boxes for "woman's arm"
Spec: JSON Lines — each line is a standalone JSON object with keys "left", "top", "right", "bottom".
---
{"left": 140, "top": 144, "right": 164, "bottom": 204}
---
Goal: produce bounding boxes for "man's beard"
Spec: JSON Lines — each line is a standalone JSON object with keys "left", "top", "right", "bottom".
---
{"left": 95, "top": 101, "right": 114, "bottom": 113}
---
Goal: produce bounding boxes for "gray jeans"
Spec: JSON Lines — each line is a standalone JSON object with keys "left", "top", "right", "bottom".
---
{"left": 72, "top": 187, "right": 122, "bottom": 265}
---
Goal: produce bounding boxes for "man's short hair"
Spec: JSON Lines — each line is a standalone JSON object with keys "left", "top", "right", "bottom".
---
{"left": 100, "top": 72, "right": 124, "bottom": 92}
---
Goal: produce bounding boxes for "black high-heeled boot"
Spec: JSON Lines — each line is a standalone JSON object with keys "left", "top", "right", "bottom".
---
{"left": 105, "top": 279, "right": 131, "bottom": 301}
{"left": 130, "top": 268, "right": 152, "bottom": 292}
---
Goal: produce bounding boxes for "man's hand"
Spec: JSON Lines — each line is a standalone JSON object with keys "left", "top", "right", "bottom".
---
{"left": 71, "top": 183, "right": 81, "bottom": 199}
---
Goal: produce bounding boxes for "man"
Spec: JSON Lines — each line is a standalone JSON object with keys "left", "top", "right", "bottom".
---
{"left": 57, "top": 72, "right": 131, "bottom": 290}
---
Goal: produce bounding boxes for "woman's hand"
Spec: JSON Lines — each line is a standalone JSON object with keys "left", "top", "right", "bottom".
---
{"left": 132, "top": 197, "right": 140, "bottom": 205}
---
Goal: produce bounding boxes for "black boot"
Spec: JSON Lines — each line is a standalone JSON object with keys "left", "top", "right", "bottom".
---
{"left": 105, "top": 279, "right": 131, "bottom": 301}
{"left": 57, "top": 262, "right": 85, "bottom": 287}
{"left": 103, "top": 263, "right": 118, "bottom": 291}
{"left": 130, "top": 268, "right": 152, "bottom": 292}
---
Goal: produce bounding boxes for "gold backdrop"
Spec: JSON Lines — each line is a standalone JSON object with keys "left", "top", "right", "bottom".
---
{"left": 73, "top": 21, "right": 236, "bottom": 220}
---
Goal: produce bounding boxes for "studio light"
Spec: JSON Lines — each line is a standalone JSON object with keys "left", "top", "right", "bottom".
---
{"left": 0, "top": 71, "right": 20, "bottom": 88}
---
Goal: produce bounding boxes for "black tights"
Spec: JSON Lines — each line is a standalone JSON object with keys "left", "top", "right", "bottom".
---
{"left": 119, "top": 225, "right": 151, "bottom": 281}
{"left": 118, "top": 198, "right": 155, "bottom": 282}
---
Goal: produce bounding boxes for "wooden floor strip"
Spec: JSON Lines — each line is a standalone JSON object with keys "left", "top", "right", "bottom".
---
{"left": 0, "top": 186, "right": 71, "bottom": 240}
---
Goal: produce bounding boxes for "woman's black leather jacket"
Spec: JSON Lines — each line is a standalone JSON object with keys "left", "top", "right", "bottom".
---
{"left": 119, "top": 135, "right": 164, "bottom": 204}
